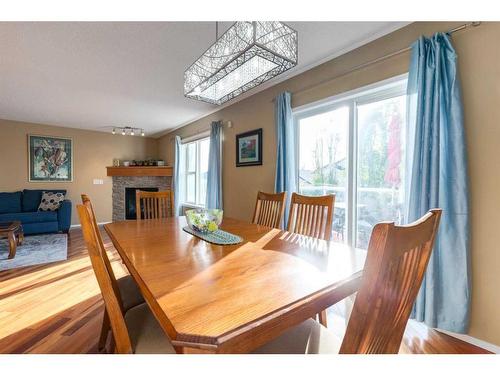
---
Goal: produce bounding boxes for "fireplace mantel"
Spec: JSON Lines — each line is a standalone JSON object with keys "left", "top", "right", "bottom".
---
{"left": 106, "top": 166, "right": 173, "bottom": 177}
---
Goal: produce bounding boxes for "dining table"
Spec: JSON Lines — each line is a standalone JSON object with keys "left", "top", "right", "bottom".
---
{"left": 104, "top": 216, "right": 366, "bottom": 354}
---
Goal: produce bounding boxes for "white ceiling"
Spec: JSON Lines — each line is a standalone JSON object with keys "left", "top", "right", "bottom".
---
{"left": 0, "top": 22, "right": 408, "bottom": 137}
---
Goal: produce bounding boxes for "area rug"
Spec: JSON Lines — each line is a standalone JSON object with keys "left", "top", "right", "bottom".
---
{"left": 0, "top": 233, "right": 68, "bottom": 271}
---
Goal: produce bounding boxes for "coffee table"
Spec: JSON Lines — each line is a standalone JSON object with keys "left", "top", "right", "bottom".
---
{"left": 0, "top": 221, "right": 24, "bottom": 259}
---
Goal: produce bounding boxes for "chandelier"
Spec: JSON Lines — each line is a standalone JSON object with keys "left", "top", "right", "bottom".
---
{"left": 184, "top": 21, "right": 298, "bottom": 105}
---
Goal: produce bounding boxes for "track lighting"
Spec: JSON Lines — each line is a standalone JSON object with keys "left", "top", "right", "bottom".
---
{"left": 112, "top": 126, "right": 144, "bottom": 137}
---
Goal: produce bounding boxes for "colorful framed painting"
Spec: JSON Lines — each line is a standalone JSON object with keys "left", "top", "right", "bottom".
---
{"left": 236, "top": 128, "right": 262, "bottom": 167}
{"left": 28, "top": 135, "right": 73, "bottom": 182}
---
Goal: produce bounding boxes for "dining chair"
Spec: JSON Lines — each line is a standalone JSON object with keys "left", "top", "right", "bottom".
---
{"left": 254, "top": 209, "right": 442, "bottom": 354}
{"left": 252, "top": 191, "right": 287, "bottom": 229}
{"left": 287, "top": 192, "right": 335, "bottom": 326}
{"left": 135, "top": 190, "right": 174, "bottom": 220}
{"left": 287, "top": 193, "right": 335, "bottom": 241}
{"left": 77, "top": 203, "right": 176, "bottom": 354}
{"left": 81, "top": 194, "right": 144, "bottom": 352}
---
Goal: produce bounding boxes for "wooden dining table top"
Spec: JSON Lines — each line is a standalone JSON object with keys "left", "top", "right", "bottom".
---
{"left": 104, "top": 216, "right": 366, "bottom": 353}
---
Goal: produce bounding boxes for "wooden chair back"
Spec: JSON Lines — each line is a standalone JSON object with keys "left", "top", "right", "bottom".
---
{"left": 287, "top": 193, "right": 335, "bottom": 240}
{"left": 252, "top": 191, "right": 287, "bottom": 229}
{"left": 77, "top": 203, "right": 133, "bottom": 354}
{"left": 340, "top": 209, "right": 442, "bottom": 354}
{"left": 136, "top": 190, "right": 174, "bottom": 220}
{"left": 81, "top": 194, "right": 125, "bottom": 311}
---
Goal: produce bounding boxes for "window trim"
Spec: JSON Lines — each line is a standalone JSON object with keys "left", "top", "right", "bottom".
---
{"left": 293, "top": 73, "right": 408, "bottom": 116}
{"left": 293, "top": 74, "right": 408, "bottom": 247}
{"left": 181, "top": 130, "right": 211, "bottom": 145}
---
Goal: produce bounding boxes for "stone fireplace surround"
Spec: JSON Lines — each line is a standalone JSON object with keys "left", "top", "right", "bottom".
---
{"left": 112, "top": 176, "right": 171, "bottom": 221}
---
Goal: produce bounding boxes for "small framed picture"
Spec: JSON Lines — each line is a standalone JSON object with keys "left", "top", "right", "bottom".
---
{"left": 28, "top": 134, "right": 73, "bottom": 182}
{"left": 236, "top": 128, "right": 262, "bottom": 167}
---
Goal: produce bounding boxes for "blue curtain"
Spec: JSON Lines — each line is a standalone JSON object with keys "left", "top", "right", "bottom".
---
{"left": 274, "top": 92, "right": 296, "bottom": 226}
{"left": 406, "top": 32, "right": 470, "bottom": 333}
{"left": 206, "top": 121, "right": 223, "bottom": 209}
{"left": 173, "top": 136, "right": 185, "bottom": 216}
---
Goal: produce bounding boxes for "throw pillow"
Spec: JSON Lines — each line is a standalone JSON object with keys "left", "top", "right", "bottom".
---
{"left": 38, "top": 191, "right": 65, "bottom": 211}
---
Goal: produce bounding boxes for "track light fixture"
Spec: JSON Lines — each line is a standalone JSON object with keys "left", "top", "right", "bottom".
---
{"left": 112, "top": 126, "right": 145, "bottom": 137}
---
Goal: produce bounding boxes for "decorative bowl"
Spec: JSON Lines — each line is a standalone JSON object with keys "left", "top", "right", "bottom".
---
{"left": 186, "top": 209, "right": 223, "bottom": 234}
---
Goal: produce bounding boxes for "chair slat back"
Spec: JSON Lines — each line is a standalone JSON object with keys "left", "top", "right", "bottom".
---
{"left": 287, "top": 193, "right": 335, "bottom": 240}
{"left": 136, "top": 190, "right": 174, "bottom": 220}
{"left": 81, "top": 194, "right": 125, "bottom": 311}
{"left": 340, "top": 209, "right": 442, "bottom": 354}
{"left": 77, "top": 203, "right": 133, "bottom": 354}
{"left": 252, "top": 191, "right": 287, "bottom": 229}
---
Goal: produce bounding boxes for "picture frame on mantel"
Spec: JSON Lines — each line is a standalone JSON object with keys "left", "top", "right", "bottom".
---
{"left": 236, "top": 128, "right": 262, "bottom": 167}
{"left": 28, "top": 134, "right": 73, "bottom": 182}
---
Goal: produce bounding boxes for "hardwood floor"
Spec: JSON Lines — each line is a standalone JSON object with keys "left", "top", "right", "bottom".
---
{"left": 0, "top": 227, "right": 491, "bottom": 354}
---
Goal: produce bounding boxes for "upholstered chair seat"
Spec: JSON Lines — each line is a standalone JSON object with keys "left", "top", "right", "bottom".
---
{"left": 253, "top": 318, "right": 342, "bottom": 354}
{"left": 124, "top": 303, "right": 176, "bottom": 354}
{"left": 117, "top": 275, "right": 145, "bottom": 311}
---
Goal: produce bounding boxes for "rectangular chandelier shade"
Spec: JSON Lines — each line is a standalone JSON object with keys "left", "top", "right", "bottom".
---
{"left": 184, "top": 21, "right": 298, "bottom": 105}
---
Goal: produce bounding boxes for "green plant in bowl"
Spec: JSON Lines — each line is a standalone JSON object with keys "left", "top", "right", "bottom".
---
{"left": 186, "top": 209, "right": 223, "bottom": 234}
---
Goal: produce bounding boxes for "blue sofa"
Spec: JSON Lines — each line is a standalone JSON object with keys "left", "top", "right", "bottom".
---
{"left": 0, "top": 189, "right": 72, "bottom": 235}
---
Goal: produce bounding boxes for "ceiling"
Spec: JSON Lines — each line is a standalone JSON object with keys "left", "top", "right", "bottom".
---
{"left": 0, "top": 22, "right": 408, "bottom": 137}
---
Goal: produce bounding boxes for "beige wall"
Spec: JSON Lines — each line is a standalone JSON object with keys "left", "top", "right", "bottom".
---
{"left": 0, "top": 119, "right": 158, "bottom": 224}
{"left": 158, "top": 22, "right": 500, "bottom": 345}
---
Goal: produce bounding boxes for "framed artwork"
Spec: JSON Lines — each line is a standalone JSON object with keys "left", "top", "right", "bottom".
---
{"left": 28, "top": 135, "right": 73, "bottom": 182}
{"left": 236, "top": 128, "right": 262, "bottom": 167}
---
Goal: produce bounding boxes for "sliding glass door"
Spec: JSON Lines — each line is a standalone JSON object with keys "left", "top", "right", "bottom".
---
{"left": 295, "top": 76, "right": 407, "bottom": 249}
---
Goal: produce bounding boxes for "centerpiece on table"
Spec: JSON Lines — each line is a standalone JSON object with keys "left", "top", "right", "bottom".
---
{"left": 184, "top": 208, "right": 242, "bottom": 245}
{"left": 186, "top": 209, "right": 223, "bottom": 234}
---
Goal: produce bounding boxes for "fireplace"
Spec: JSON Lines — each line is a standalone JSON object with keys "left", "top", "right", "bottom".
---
{"left": 125, "top": 187, "right": 159, "bottom": 220}
{"left": 110, "top": 174, "right": 171, "bottom": 222}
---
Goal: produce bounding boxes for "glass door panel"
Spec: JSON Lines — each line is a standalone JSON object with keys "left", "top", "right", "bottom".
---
{"left": 356, "top": 95, "right": 406, "bottom": 249}
{"left": 298, "top": 106, "right": 350, "bottom": 242}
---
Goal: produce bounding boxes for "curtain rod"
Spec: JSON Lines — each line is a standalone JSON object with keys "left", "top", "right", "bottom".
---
{"left": 273, "top": 21, "right": 481, "bottom": 101}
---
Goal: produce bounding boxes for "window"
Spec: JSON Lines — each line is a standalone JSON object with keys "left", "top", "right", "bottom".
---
{"left": 183, "top": 137, "right": 210, "bottom": 207}
{"left": 295, "top": 76, "right": 407, "bottom": 249}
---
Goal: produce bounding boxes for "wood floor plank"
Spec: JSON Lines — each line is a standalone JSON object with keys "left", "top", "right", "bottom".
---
{"left": 0, "top": 227, "right": 491, "bottom": 354}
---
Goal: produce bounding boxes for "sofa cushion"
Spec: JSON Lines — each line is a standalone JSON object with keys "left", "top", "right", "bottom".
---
{"left": 39, "top": 191, "right": 66, "bottom": 211}
{"left": 0, "top": 211, "right": 58, "bottom": 224}
{"left": 22, "top": 189, "right": 67, "bottom": 212}
{"left": 0, "top": 192, "right": 22, "bottom": 214}
{"left": 22, "top": 221, "right": 60, "bottom": 235}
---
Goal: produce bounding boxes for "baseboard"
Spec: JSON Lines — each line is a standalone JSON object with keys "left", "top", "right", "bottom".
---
{"left": 436, "top": 329, "right": 500, "bottom": 353}
{"left": 70, "top": 221, "right": 111, "bottom": 229}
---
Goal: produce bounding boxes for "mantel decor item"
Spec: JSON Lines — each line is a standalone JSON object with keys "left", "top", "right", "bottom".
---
{"left": 184, "top": 22, "right": 298, "bottom": 105}
{"left": 28, "top": 135, "right": 73, "bottom": 182}
{"left": 236, "top": 128, "right": 262, "bottom": 167}
{"left": 117, "top": 159, "right": 165, "bottom": 167}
